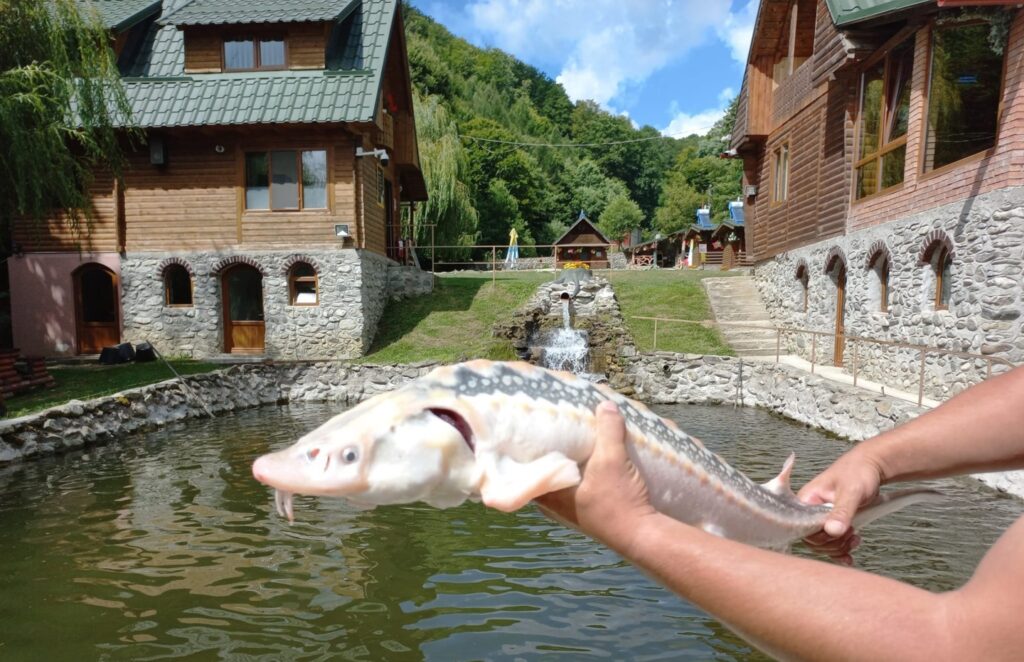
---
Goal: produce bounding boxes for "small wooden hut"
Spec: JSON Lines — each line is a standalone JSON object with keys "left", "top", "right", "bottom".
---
{"left": 711, "top": 200, "right": 747, "bottom": 269}
{"left": 554, "top": 211, "right": 612, "bottom": 268}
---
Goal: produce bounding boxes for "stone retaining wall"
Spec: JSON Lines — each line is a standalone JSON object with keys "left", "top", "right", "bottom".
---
{"left": 3, "top": 356, "right": 1021, "bottom": 498}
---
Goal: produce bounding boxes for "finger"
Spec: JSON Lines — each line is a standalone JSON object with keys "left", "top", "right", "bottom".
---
{"left": 797, "top": 484, "right": 835, "bottom": 506}
{"left": 590, "top": 401, "right": 628, "bottom": 466}
{"left": 823, "top": 487, "right": 863, "bottom": 538}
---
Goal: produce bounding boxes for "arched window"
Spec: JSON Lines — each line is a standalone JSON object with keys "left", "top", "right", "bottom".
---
{"left": 164, "top": 263, "right": 193, "bottom": 306}
{"left": 932, "top": 245, "right": 952, "bottom": 310}
{"left": 867, "top": 251, "right": 890, "bottom": 313}
{"left": 288, "top": 262, "right": 318, "bottom": 305}
{"left": 795, "top": 263, "right": 809, "bottom": 312}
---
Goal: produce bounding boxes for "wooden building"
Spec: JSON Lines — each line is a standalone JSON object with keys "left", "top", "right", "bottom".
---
{"left": 10, "top": 0, "right": 429, "bottom": 359}
{"left": 731, "top": 0, "right": 1024, "bottom": 394}
{"left": 553, "top": 212, "right": 612, "bottom": 269}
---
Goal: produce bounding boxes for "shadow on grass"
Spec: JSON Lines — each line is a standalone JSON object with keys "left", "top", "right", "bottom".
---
{"left": 366, "top": 276, "right": 489, "bottom": 355}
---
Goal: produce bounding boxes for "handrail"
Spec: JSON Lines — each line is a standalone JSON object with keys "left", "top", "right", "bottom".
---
{"left": 631, "top": 316, "right": 1015, "bottom": 406}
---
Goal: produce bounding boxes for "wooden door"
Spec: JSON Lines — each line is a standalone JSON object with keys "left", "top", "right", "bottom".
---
{"left": 74, "top": 264, "right": 120, "bottom": 354}
{"left": 834, "top": 264, "right": 847, "bottom": 366}
{"left": 222, "top": 265, "right": 265, "bottom": 354}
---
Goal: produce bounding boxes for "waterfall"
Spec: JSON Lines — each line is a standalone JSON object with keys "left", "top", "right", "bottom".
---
{"left": 561, "top": 299, "right": 571, "bottom": 329}
{"left": 541, "top": 327, "right": 590, "bottom": 374}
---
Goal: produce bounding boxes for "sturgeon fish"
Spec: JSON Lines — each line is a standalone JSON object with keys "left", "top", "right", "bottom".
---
{"left": 252, "top": 360, "right": 938, "bottom": 549}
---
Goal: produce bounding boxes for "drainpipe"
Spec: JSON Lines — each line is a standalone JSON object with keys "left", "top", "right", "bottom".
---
{"left": 354, "top": 137, "right": 365, "bottom": 249}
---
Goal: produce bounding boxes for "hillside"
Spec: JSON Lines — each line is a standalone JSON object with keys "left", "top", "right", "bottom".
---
{"left": 404, "top": 4, "right": 739, "bottom": 259}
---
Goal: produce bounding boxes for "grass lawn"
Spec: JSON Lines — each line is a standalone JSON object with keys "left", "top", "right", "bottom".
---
{"left": 361, "top": 271, "right": 552, "bottom": 364}
{"left": 605, "top": 269, "right": 737, "bottom": 355}
{"left": 5, "top": 360, "right": 221, "bottom": 418}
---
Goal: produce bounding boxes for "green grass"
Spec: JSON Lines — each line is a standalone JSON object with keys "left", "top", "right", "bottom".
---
{"left": 5, "top": 360, "right": 221, "bottom": 418}
{"left": 360, "top": 271, "right": 552, "bottom": 364}
{"left": 605, "top": 270, "right": 737, "bottom": 355}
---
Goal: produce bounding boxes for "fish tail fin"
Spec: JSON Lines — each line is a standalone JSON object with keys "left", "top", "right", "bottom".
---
{"left": 850, "top": 488, "right": 944, "bottom": 530}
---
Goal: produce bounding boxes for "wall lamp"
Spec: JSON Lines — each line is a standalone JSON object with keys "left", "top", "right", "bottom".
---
{"left": 355, "top": 147, "right": 389, "bottom": 166}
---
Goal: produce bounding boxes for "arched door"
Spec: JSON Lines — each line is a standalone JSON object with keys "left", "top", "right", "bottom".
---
{"left": 833, "top": 264, "right": 847, "bottom": 366}
{"left": 74, "top": 264, "right": 120, "bottom": 354}
{"left": 221, "top": 264, "right": 265, "bottom": 354}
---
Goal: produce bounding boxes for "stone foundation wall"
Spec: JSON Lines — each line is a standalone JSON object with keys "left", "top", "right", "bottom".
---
{"left": 120, "top": 250, "right": 433, "bottom": 360}
{"left": 753, "top": 186, "right": 1024, "bottom": 399}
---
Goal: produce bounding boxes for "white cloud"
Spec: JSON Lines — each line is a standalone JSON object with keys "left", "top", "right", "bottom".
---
{"left": 716, "top": 0, "right": 759, "bottom": 66}
{"left": 661, "top": 86, "right": 736, "bottom": 138}
{"left": 461, "top": 0, "right": 738, "bottom": 108}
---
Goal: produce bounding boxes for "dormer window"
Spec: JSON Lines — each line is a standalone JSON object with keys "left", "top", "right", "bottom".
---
{"left": 224, "top": 37, "right": 286, "bottom": 71}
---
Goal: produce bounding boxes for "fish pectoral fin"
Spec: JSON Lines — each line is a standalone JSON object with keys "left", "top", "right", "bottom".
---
{"left": 762, "top": 452, "right": 797, "bottom": 498}
{"left": 480, "top": 453, "right": 581, "bottom": 513}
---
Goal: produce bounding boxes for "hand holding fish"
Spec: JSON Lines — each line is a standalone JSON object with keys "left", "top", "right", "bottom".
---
{"left": 534, "top": 401, "right": 657, "bottom": 556}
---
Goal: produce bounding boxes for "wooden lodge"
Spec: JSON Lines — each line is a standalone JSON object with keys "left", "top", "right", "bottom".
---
{"left": 731, "top": 0, "right": 1024, "bottom": 391}
{"left": 9, "top": 0, "right": 429, "bottom": 360}
{"left": 553, "top": 212, "right": 612, "bottom": 269}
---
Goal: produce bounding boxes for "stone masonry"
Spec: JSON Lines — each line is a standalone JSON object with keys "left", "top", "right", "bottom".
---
{"left": 753, "top": 186, "right": 1024, "bottom": 399}
{"left": 120, "top": 249, "right": 432, "bottom": 360}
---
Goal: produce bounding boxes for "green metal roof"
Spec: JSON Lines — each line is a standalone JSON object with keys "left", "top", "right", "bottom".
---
{"left": 115, "top": 0, "right": 397, "bottom": 128}
{"left": 159, "top": 0, "right": 358, "bottom": 26}
{"left": 825, "top": 0, "right": 933, "bottom": 26}
{"left": 79, "top": 0, "right": 162, "bottom": 31}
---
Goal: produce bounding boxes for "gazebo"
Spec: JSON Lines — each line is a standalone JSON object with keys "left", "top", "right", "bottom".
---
{"left": 553, "top": 211, "right": 612, "bottom": 268}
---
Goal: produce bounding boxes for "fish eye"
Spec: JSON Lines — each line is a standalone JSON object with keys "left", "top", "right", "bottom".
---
{"left": 341, "top": 447, "right": 359, "bottom": 464}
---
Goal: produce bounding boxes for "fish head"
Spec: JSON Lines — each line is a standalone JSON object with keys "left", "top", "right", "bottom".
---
{"left": 252, "top": 390, "right": 480, "bottom": 518}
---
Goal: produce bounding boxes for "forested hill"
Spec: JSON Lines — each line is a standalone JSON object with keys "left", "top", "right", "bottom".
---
{"left": 403, "top": 3, "right": 741, "bottom": 254}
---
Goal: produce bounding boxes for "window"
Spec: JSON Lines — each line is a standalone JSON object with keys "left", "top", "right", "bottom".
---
{"left": 164, "top": 264, "right": 193, "bottom": 306}
{"left": 932, "top": 245, "right": 952, "bottom": 310}
{"left": 224, "top": 37, "right": 286, "bottom": 71}
{"left": 868, "top": 253, "right": 890, "bottom": 313}
{"left": 772, "top": 144, "right": 789, "bottom": 203}
{"left": 796, "top": 264, "right": 809, "bottom": 312}
{"left": 288, "top": 262, "right": 318, "bottom": 305}
{"left": 245, "top": 150, "right": 328, "bottom": 211}
{"left": 924, "top": 21, "right": 1005, "bottom": 171}
{"left": 856, "top": 39, "right": 913, "bottom": 199}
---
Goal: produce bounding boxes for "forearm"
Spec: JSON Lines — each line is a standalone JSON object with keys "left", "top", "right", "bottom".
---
{"left": 861, "top": 367, "right": 1024, "bottom": 484}
{"left": 621, "top": 514, "right": 956, "bottom": 662}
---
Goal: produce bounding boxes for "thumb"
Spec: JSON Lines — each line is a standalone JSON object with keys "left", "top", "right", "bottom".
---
{"left": 590, "top": 401, "right": 628, "bottom": 465}
{"left": 823, "top": 486, "right": 863, "bottom": 538}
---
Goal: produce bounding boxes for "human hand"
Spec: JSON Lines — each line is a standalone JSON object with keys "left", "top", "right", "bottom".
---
{"left": 797, "top": 448, "right": 885, "bottom": 565}
{"left": 534, "top": 401, "right": 658, "bottom": 556}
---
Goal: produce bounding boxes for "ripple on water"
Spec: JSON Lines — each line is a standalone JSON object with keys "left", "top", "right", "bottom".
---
{"left": 0, "top": 402, "right": 1018, "bottom": 660}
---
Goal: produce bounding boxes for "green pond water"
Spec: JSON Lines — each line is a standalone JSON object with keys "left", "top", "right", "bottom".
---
{"left": 0, "top": 402, "right": 1020, "bottom": 661}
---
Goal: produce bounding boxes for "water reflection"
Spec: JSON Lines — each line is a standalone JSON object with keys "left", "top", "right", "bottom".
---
{"left": 0, "top": 403, "right": 1018, "bottom": 660}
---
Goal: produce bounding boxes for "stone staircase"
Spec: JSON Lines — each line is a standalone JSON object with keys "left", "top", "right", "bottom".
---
{"left": 702, "top": 276, "right": 778, "bottom": 357}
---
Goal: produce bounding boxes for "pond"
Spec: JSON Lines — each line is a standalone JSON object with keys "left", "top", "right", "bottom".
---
{"left": 0, "top": 402, "right": 1019, "bottom": 660}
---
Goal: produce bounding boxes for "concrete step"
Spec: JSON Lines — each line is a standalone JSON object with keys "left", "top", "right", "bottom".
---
{"left": 703, "top": 275, "right": 776, "bottom": 357}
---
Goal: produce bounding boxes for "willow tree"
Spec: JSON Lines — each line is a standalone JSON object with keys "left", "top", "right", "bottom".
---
{"left": 412, "top": 92, "right": 478, "bottom": 261}
{"left": 0, "top": 0, "right": 134, "bottom": 234}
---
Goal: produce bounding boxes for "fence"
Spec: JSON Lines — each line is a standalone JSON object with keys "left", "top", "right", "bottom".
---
{"left": 632, "top": 316, "right": 1014, "bottom": 406}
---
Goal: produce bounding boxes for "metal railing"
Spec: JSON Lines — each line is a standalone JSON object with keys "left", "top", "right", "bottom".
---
{"left": 632, "top": 316, "right": 1015, "bottom": 406}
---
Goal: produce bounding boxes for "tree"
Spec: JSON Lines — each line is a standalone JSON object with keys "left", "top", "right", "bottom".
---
{"left": 413, "top": 93, "right": 478, "bottom": 256}
{"left": 599, "top": 194, "right": 644, "bottom": 242}
{"left": 0, "top": 0, "right": 136, "bottom": 233}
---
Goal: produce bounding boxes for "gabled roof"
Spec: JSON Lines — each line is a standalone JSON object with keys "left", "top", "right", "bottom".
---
{"left": 79, "top": 0, "right": 162, "bottom": 31}
{"left": 114, "top": 0, "right": 398, "bottom": 128}
{"left": 825, "top": 0, "right": 931, "bottom": 26}
{"left": 159, "top": 0, "right": 358, "bottom": 26}
{"left": 553, "top": 212, "right": 612, "bottom": 246}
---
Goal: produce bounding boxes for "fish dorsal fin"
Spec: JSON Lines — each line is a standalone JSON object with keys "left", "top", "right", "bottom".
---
{"left": 762, "top": 453, "right": 796, "bottom": 498}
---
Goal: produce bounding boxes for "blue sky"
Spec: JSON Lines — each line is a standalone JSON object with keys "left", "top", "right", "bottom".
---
{"left": 412, "top": 0, "right": 760, "bottom": 137}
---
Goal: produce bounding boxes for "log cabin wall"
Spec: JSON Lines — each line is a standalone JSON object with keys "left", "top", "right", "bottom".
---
{"left": 12, "top": 170, "right": 120, "bottom": 253}
{"left": 113, "top": 127, "right": 363, "bottom": 253}
{"left": 183, "top": 22, "right": 328, "bottom": 74}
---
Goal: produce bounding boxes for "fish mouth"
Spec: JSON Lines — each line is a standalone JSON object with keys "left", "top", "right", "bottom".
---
{"left": 428, "top": 408, "right": 475, "bottom": 451}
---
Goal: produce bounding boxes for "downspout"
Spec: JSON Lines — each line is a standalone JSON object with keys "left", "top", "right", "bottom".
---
{"left": 354, "top": 137, "right": 365, "bottom": 249}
